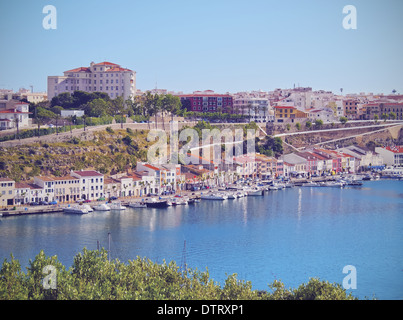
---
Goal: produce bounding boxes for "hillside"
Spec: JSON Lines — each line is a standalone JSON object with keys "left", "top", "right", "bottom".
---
{"left": 0, "top": 127, "right": 152, "bottom": 182}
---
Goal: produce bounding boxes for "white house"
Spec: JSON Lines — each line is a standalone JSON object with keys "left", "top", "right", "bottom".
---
{"left": 375, "top": 146, "right": 403, "bottom": 167}
{"left": 71, "top": 170, "right": 104, "bottom": 201}
{"left": 0, "top": 102, "right": 31, "bottom": 130}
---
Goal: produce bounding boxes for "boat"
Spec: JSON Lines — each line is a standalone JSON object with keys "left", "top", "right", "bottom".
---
{"left": 83, "top": 204, "right": 94, "bottom": 212}
{"left": 226, "top": 192, "right": 238, "bottom": 199}
{"left": 128, "top": 202, "right": 147, "bottom": 208}
{"left": 145, "top": 198, "right": 169, "bottom": 208}
{"left": 362, "top": 174, "right": 372, "bottom": 181}
{"left": 268, "top": 185, "right": 278, "bottom": 191}
{"left": 93, "top": 203, "right": 111, "bottom": 211}
{"left": 200, "top": 193, "right": 228, "bottom": 200}
{"left": 246, "top": 188, "right": 264, "bottom": 196}
{"left": 346, "top": 180, "right": 363, "bottom": 186}
{"left": 235, "top": 191, "right": 246, "bottom": 198}
{"left": 321, "top": 181, "right": 344, "bottom": 188}
{"left": 109, "top": 201, "right": 126, "bottom": 210}
{"left": 64, "top": 205, "right": 89, "bottom": 214}
{"left": 301, "top": 181, "right": 321, "bottom": 187}
{"left": 170, "top": 197, "right": 188, "bottom": 205}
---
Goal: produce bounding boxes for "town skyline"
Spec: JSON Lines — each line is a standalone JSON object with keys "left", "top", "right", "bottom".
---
{"left": 1, "top": 0, "right": 402, "bottom": 95}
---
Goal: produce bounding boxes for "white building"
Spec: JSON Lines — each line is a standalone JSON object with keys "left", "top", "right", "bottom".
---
{"left": 0, "top": 101, "right": 31, "bottom": 130}
{"left": 48, "top": 61, "right": 136, "bottom": 101}
{"left": 375, "top": 146, "right": 403, "bottom": 166}
{"left": 71, "top": 170, "right": 104, "bottom": 201}
{"left": 233, "top": 96, "right": 273, "bottom": 122}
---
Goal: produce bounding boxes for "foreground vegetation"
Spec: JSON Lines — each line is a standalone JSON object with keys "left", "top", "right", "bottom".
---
{"left": 0, "top": 249, "right": 357, "bottom": 300}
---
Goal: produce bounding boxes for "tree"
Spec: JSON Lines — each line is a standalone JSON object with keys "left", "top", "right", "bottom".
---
{"left": 51, "top": 92, "right": 74, "bottom": 108}
{"left": 82, "top": 98, "right": 109, "bottom": 118}
{"left": 381, "top": 113, "right": 388, "bottom": 122}
{"left": 315, "top": 119, "right": 323, "bottom": 128}
{"left": 389, "top": 112, "right": 396, "bottom": 120}
{"left": 305, "top": 120, "right": 312, "bottom": 129}
{"left": 35, "top": 107, "right": 56, "bottom": 137}
{"left": 374, "top": 114, "right": 379, "bottom": 123}
{"left": 295, "top": 122, "right": 301, "bottom": 130}
{"left": 339, "top": 117, "right": 348, "bottom": 125}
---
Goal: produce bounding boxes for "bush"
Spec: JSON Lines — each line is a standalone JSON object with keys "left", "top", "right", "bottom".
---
{"left": 0, "top": 249, "right": 359, "bottom": 300}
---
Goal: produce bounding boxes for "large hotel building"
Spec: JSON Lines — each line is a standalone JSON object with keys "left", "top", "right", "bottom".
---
{"left": 47, "top": 61, "right": 136, "bottom": 101}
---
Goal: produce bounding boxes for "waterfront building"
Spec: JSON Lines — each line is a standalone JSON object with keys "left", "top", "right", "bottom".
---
{"left": 70, "top": 170, "right": 104, "bottom": 201}
{"left": 280, "top": 153, "right": 308, "bottom": 176}
{"left": 177, "top": 90, "right": 233, "bottom": 114}
{"left": 0, "top": 178, "right": 15, "bottom": 207}
{"left": 53, "top": 175, "right": 81, "bottom": 203}
{"left": 47, "top": 61, "right": 136, "bottom": 101}
{"left": 375, "top": 146, "right": 403, "bottom": 166}
{"left": 14, "top": 182, "right": 31, "bottom": 205}
{"left": 339, "top": 145, "right": 383, "bottom": 171}
{"left": 232, "top": 94, "right": 273, "bottom": 122}
{"left": 33, "top": 176, "right": 55, "bottom": 202}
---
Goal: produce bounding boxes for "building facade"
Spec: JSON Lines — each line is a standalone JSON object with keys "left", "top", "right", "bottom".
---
{"left": 47, "top": 61, "right": 136, "bottom": 101}
{"left": 177, "top": 90, "right": 233, "bottom": 114}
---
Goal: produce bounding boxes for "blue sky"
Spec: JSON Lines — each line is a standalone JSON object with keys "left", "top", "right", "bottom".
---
{"left": 0, "top": 0, "right": 402, "bottom": 95}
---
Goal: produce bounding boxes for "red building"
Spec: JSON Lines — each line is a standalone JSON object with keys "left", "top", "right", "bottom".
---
{"left": 177, "top": 90, "right": 233, "bottom": 113}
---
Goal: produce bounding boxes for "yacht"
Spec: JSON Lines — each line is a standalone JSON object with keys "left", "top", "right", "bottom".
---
{"left": 64, "top": 205, "right": 89, "bottom": 214}
{"left": 93, "top": 203, "right": 111, "bottom": 211}
{"left": 170, "top": 197, "right": 188, "bottom": 205}
{"left": 128, "top": 202, "right": 147, "bottom": 208}
{"left": 200, "top": 193, "right": 228, "bottom": 200}
{"left": 301, "top": 181, "right": 321, "bottom": 187}
{"left": 226, "top": 192, "right": 238, "bottom": 199}
{"left": 145, "top": 198, "right": 169, "bottom": 208}
{"left": 109, "top": 201, "right": 126, "bottom": 210}
{"left": 83, "top": 204, "right": 94, "bottom": 212}
{"left": 246, "top": 187, "right": 264, "bottom": 196}
{"left": 321, "top": 181, "right": 345, "bottom": 188}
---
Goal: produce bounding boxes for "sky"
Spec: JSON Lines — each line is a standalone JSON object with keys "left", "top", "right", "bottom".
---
{"left": 0, "top": 0, "right": 402, "bottom": 95}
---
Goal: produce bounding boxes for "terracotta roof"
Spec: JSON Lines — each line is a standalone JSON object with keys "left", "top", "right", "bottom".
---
{"left": 384, "top": 146, "right": 403, "bottom": 153}
{"left": 144, "top": 164, "right": 160, "bottom": 171}
{"left": 105, "top": 67, "right": 132, "bottom": 72}
{"left": 0, "top": 177, "right": 14, "bottom": 182}
{"left": 64, "top": 67, "right": 91, "bottom": 73}
{"left": 73, "top": 170, "right": 103, "bottom": 177}
{"left": 93, "top": 62, "right": 119, "bottom": 66}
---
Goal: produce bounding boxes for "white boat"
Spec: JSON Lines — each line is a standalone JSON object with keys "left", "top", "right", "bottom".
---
{"left": 301, "top": 181, "right": 321, "bottom": 187}
{"left": 235, "top": 191, "right": 245, "bottom": 198}
{"left": 246, "top": 187, "right": 264, "bottom": 196}
{"left": 200, "top": 193, "right": 228, "bottom": 200}
{"left": 109, "top": 201, "right": 126, "bottom": 210}
{"left": 170, "top": 197, "right": 188, "bottom": 205}
{"left": 128, "top": 202, "right": 147, "bottom": 208}
{"left": 268, "top": 185, "right": 278, "bottom": 191}
{"left": 64, "top": 205, "right": 89, "bottom": 214}
{"left": 83, "top": 204, "right": 94, "bottom": 212}
{"left": 93, "top": 203, "right": 111, "bottom": 211}
{"left": 227, "top": 192, "right": 238, "bottom": 199}
{"left": 321, "top": 181, "right": 344, "bottom": 188}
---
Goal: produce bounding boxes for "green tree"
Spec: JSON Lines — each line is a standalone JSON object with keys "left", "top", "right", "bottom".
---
{"left": 339, "top": 116, "right": 348, "bottom": 124}
{"left": 305, "top": 120, "right": 312, "bottom": 129}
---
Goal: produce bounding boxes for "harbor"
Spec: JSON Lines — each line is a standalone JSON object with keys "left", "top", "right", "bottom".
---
{"left": 1, "top": 172, "right": 399, "bottom": 217}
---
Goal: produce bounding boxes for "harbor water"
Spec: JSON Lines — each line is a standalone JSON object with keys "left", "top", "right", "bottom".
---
{"left": 0, "top": 180, "right": 402, "bottom": 299}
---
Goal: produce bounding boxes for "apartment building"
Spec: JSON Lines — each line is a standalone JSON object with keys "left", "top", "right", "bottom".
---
{"left": 233, "top": 96, "right": 273, "bottom": 122}
{"left": 274, "top": 106, "right": 308, "bottom": 123}
{"left": 375, "top": 146, "right": 403, "bottom": 166}
{"left": 0, "top": 178, "right": 15, "bottom": 207}
{"left": 70, "top": 170, "right": 104, "bottom": 201}
{"left": 177, "top": 90, "right": 233, "bottom": 114}
{"left": 47, "top": 61, "right": 136, "bottom": 101}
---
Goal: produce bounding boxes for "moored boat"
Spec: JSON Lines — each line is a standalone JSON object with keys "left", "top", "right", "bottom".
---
{"left": 109, "top": 201, "right": 126, "bottom": 210}
{"left": 200, "top": 193, "right": 228, "bottom": 200}
{"left": 93, "top": 203, "right": 111, "bottom": 211}
{"left": 64, "top": 205, "right": 89, "bottom": 214}
{"left": 128, "top": 202, "right": 147, "bottom": 208}
{"left": 146, "top": 198, "right": 169, "bottom": 208}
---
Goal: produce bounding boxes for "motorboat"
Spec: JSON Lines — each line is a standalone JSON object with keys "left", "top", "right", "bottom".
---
{"left": 226, "top": 192, "right": 238, "bottom": 199}
{"left": 246, "top": 187, "right": 264, "bottom": 196}
{"left": 321, "top": 181, "right": 345, "bottom": 188}
{"left": 64, "top": 205, "right": 89, "bottom": 214}
{"left": 109, "top": 201, "right": 126, "bottom": 210}
{"left": 128, "top": 202, "right": 147, "bottom": 208}
{"left": 83, "top": 204, "right": 94, "bottom": 212}
{"left": 346, "top": 180, "right": 363, "bottom": 186}
{"left": 200, "top": 193, "right": 228, "bottom": 200}
{"left": 93, "top": 203, "right": 111, "bottom": 211}
{"left": 170, "top": 197, "right": 188, "bottom": 205}
{"left": 235, "top": 191, "right": 246, "bottom": 198}
{"left": 301, "top": 181, "right": 321, "bottom": 187}
{"left": 268, "top": 185, "right": 278, "bottom": 191}
{"left": 145, "top": 198, "right": 169, "bottom": 208}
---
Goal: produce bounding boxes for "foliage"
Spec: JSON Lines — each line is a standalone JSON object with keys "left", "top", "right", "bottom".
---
{"left": 0, "top": 249, "right": 358, "bottom": 300}
{"left": 339, "top": 116, "right": 348, "bottom": 124}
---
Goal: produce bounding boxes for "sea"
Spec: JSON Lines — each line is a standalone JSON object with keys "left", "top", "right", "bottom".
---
{"left": 0, "top": 180, "right": 402, "bottom": 300}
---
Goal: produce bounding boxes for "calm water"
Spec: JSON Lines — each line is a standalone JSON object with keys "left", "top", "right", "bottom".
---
{"left": 0, "top": 180, "right": 402, "bottom": 299}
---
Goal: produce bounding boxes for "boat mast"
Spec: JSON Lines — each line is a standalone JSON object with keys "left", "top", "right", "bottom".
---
{"left": 108, "top": 232, "right": 111, "bottom": 262}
